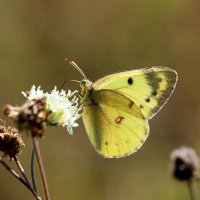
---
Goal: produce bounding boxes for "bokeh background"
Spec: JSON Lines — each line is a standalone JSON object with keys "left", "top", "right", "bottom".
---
{"left": 0, "top": 0, "right": 200, "bottom": 199}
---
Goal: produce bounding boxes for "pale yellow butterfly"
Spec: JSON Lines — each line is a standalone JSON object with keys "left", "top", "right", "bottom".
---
{"left": 66, "top": 59, "right": 178, "bottom": 158}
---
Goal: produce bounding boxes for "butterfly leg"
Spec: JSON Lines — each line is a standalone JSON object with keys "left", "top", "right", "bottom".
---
{"left": 67, "top": 90, "right": 83, "bottom": 98}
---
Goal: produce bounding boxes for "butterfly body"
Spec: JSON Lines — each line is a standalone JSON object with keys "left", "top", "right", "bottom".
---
{"left": 80, "top": 67, "right": 178, "bottom": 158}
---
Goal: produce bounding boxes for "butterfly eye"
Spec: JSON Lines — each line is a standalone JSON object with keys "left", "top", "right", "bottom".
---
{"left": 80, "top": 79, "right": 86, "bottom": 86}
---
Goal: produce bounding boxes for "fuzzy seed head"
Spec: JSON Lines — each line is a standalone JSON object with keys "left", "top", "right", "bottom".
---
{"left": 170, "top": 146, "right": 199, "bottom": 181}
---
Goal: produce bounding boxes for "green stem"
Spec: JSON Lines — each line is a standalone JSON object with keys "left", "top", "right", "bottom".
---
{"left": 32, "top": 136, "right": 50, "bottom": 200}
{"left": 31, "top": 148, "right": 38, "bottom": 193}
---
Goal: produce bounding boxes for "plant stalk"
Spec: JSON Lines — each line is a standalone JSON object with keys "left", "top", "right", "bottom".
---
{"left": 14, "top": 157, "right": 41, "bottom": 200}
{"left": 0, "top": 157, "right": 28, "bottom": 187}
{"left": 187, "top": 179, "right": 197, "bottom": 200}
{"left": 0, "top": 157, "right": 41, "bottom": 200}
{"left": 32, "top": 136, "right": 50, "bottom": 200}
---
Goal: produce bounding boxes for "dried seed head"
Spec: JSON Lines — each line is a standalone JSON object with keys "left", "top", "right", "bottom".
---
{"left": 3, "top": 97, "right": 51, "bottom": 137}
{"left": 170, "top": 146, "right": 199, "bottom": 181}
{"left": 0, "top": 120, "right": 25, "bottom": 159}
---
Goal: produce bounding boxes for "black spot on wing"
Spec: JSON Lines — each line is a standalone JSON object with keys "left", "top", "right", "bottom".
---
{"left": 128, "top": 77, "right": 133, "bottom": 85}
{"left": 151, "top": 91, "right": 157, "bottom": 96}
{"left": 145, "top": 98, "right": 150, "bottom": 102}
{"left": 129, "top": 101, "right": 134, "bottom": 108}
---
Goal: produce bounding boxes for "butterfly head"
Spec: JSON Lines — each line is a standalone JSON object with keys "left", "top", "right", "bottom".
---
{"left": 80, "top": 79, "right": 93, "bottom": 97}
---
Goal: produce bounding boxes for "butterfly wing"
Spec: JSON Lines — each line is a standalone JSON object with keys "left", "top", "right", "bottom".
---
{"left": 93, "top": 67, "right": 178, "bottom": 119}
{"left": 82, "top": 89, "right": 149, "bottom": 158}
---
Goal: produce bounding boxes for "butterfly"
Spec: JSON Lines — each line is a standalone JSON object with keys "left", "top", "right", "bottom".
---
{"left": 66, "top": 59, "right": 178, "bottom": 158}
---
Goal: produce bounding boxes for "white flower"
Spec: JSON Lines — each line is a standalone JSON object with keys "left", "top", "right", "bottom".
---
{"left": 46, "top": 87, "right": 81, "bottom": 135}
{"left": 22, "top": 85, "right": 45, "bottom": 100}
{"left": 22, "top": 85, "right": 81, "bottom": 134}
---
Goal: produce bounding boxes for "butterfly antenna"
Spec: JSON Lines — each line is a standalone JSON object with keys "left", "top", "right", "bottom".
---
{"left": 65, "top": 58, "right": 87, "bottom": 79}
{"left": 60, "top": 79, "right": 80, "bottom": 91}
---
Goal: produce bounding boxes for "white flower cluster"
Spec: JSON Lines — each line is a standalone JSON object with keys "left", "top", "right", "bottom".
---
{"left": 22, "top": 85, "right": 81, "bottom": 135}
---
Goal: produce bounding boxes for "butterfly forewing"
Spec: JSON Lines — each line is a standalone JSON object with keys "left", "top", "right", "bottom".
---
{"left": 82, "top": 90, "right": 149, "bottom": 158}
{"left": 93, "top": 67, "right": 178, "bottom": 119}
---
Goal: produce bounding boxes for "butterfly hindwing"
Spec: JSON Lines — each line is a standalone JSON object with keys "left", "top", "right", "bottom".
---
{"left": 82, "top": 89, "right": 149, "bottom": 158}
{"left": 93, "top": 67, "right": 178, "bottom": 119}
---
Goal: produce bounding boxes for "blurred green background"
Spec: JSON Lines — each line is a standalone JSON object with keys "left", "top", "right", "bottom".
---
{"left": 1, "top": 0, "right": 200, "bottom": 199}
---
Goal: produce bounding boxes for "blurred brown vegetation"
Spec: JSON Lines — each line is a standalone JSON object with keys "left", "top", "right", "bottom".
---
{"left": 1, "top": 0, "right": 200, "bottom": 199}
